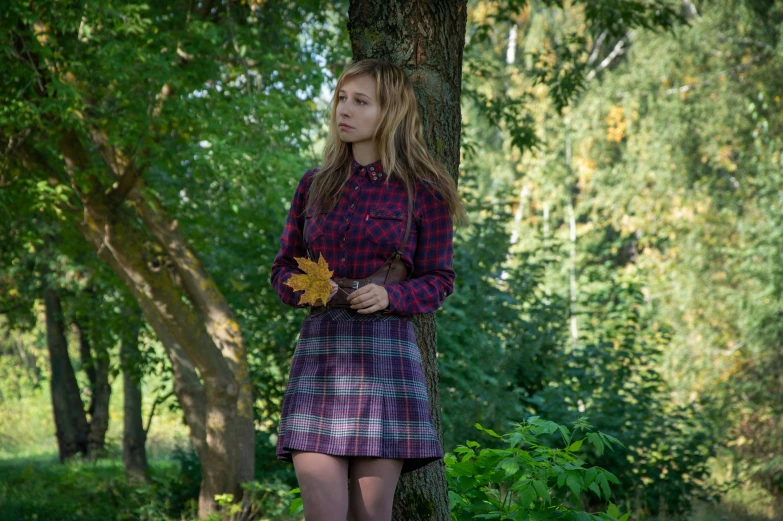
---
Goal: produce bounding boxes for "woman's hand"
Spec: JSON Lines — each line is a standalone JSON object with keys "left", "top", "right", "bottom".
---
{"left": 313, "top": 279, "right": 339, "bottom": 307}
{"left": 347, "top": 283, "right": 390, "bottom": 314}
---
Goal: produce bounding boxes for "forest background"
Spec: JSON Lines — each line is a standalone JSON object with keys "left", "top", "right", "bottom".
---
{"left": 1, "top": 0, "right": 782, "bottom": 520}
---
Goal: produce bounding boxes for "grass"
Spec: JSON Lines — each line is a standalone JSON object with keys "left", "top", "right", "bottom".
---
{"left": 0, "top": 373, "right": 191, "bottom": 460}
{"left": 0, "top": 454, "right": 201, "bottom": 521}
{"left": 1, "top": 374, "right": 779, "bottom": 520}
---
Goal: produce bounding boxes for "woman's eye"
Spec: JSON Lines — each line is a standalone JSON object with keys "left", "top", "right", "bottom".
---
{"left": 356, "top": 99, "right": 366, "bottom": 105}
{"left": 338, "top": 95, "right": 347, "bottom": 102}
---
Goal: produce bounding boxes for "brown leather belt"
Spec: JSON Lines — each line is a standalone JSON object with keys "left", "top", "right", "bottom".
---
{"left": 309, "top": 251, "right": 408, "bottom": 316}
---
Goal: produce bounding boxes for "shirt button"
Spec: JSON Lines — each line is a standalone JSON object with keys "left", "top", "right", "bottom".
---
{"left": 342, "top": 237, "right": 346, "bottom": 241}
{"left": 354, "top": 185, "right": 359, "bottom": 189}
{"left": 345, "top": 218, "right": 349, "bottom": 223}
{"left": 350, "top": 203, "right": 355, "bottom": 208}
{"left": 341, "top": 257, "right": 346, "bottom": 262}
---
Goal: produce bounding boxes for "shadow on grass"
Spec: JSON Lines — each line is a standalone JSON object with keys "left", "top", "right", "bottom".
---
{"left": 0, "top": 453, "right": 197, "bottom": 521}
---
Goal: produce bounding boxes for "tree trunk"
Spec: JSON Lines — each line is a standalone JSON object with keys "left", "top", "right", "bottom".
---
{"left": 57, "top": 131, "right": 245, "bottom": 517}
{"left": 44, "top": 287, "right": 90, "bottom": 461}
{"left": 120, "top": 314, "right": 149, "bottom": 481}
{"left": 74, "top": 319, "right": 112, "bottom": 456}
{"left": 75, "top": 321, "right": 97, "bottom": 417}
{"left": 88, "top": 342, "right": 111, "bottom": 456}
{"left": 347, "top": 1, "right": 468, "bottom": 519}
{"left": 128, "top": 186, "right": 255, "bottom": 485}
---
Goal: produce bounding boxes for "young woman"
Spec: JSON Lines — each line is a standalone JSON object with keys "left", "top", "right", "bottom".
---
{"left": 270, "top": 59, "right": 466, "bottom": 521}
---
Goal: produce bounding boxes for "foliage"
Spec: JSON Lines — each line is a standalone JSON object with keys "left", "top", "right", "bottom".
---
{"left": 532, "top": 277, "right": 720, "bottom": 516}
{"left": 283, "top": 417, "right": 631, "bottom": 520}
{"left": 446, "top": 417, "right": 630, "bottom": 521}
{"left": 463, "top": 0, "right": 684, "bottom": 156}
{"left": 437, "top": 166, "right": 567, "bottom": 451}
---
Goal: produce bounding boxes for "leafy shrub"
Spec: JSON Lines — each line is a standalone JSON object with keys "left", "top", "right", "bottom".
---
{"left": 446, "top": 417, "right": 630, "bottom": 521}
{"left": 285, "top": 416, "right": 631, "bottom": 520}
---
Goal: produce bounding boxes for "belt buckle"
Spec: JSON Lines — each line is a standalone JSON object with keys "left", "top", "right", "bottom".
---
{"left": 352, "top": 280, "right": 360, "bottom": 290}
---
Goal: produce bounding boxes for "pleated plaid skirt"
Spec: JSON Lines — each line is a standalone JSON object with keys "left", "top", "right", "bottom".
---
{"left": 276, "top": 308, "right": 443, "bottom": 474}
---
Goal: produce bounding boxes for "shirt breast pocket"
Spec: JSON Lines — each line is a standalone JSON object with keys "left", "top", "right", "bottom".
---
{"left": 304, "top": 208, "right": 328, "bottom": 245}
{"left": 364, "top": 206, "right": 406, "bottom": 247}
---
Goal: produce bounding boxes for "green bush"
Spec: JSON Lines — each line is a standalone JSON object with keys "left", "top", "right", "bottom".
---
{"left": 446, "top": 417, "right": 630, "bottom": 521}
{"left": 284, "top": 417, "right": 631, "bottom": 520}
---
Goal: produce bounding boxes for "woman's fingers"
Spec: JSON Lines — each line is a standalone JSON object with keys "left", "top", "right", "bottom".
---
{"left": 349, "top": 284, "right": 389, "bottom": 313}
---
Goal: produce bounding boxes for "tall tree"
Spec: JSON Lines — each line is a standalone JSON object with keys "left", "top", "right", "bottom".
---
{"left": 43, "top": 285, "right": 89, "bottom": 460}
{"left": 120, "top": 309, "right": 149, "bottom": 481}
{"left": 0, "top": 0, "right": 332, "bottom": 515}
{"left": 347, "top": 1, "right": 468, "bottom": 518}
{"left": 74, "top": 312, "right": 112, "bottom": 456}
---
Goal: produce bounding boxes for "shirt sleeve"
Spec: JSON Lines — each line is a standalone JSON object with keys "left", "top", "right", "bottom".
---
{"left": 270, "top": 169, "right": 316, "bottom": 308}
{"left": 383, "top": 184, "right": 456, "bottom": 315}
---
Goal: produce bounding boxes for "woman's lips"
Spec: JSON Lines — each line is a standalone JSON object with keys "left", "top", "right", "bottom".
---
{"left": 338, "top": 123, "right": 353, "bottom": 130}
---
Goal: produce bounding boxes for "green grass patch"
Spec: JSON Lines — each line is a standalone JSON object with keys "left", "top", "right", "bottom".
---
{"left": 0, "top": 456, "right": 197, "bottom": 521}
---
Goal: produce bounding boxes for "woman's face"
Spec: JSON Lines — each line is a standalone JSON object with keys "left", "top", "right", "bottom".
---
{"left": 335, "top": 74, "right": 380, "bottom": 147}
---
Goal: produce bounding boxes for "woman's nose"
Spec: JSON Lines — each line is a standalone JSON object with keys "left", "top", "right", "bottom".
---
{"left": 337, "top": 102, "right": 351, "bottom": 117}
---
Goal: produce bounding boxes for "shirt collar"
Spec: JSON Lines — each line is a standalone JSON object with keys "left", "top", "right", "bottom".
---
{"left": 350, "top": 158, "right": 386, "bottom": 179}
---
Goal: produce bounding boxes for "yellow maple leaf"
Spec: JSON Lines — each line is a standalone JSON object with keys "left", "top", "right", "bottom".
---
{"left": 284, "top": 253, "right": 334, "bottom": 306}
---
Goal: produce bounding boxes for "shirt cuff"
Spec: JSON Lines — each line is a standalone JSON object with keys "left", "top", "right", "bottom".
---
{"left": 383, "top": 283, "right": 402, "bottom": 314}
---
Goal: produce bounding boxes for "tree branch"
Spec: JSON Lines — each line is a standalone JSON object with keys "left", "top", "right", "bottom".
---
{"left": 586, "top": 33, "right": 631, "bottom": 81}
{"left": 144, "top": 390, "right": 174, "bottom": 435}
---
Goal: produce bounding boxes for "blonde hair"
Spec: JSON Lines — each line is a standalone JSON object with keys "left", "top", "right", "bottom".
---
{"left": 306, "top": 59, "right": 467, "bottom": 227}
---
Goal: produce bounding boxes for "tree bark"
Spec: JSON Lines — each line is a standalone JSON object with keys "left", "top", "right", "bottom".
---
{"left": 74, "top": 319, "right": 112, "bottom": 456}
{"left": 44, "top": 287, "right": 90, "bottom": 461}
{"left": 347, "top": 1, "right": 467, "bottom": 519}
{"left": 75, "top": 321, "right": 97, "bottom": 416}
{"left": 120, "top": 313, "right": 149, "bottom": 482}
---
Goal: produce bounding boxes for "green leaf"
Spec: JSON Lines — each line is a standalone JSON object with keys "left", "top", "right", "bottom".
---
{"left": 607, "top": 503, "right": 621, "bottom": 518}
{"left": 517, "top": 483, "right": 536, "bottom": 509}
{"left": 567, "top": 438, "right": 584, "bottom": 452}
{"left": 532, "top": 479, "right": 550, "bottom": 505}
{"left": 598, "top": 473, "right": 612, "bottom": 499}
{"left": 566, "top": 475, "right": 582, "bottom": 499}
{"left": 558, "top": 424, "right": 571, "bottom": 445}
{"left": 288, "top": 497, "right": 303, "bottom": 515}
{"left": 585, "top": 467, "right": 598, "bottom": 487}
{"left": 475, "top": 423, "right": 501, "bottom": 438}
{"left": 603, "top": 469, "right": 621, "bottom": 485}
{"left": 448, "top": 491, "right": 464, "bottom": 511}
{"left": 498, "top": 456, "right": 520, "bottom": 477}
{"left": 587, "top": 432, "right": 605, "bottom": 455}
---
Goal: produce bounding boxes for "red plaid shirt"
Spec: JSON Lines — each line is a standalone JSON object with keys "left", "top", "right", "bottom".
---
{"left": 270, "top": 159, "right": 455, "bottom": 315}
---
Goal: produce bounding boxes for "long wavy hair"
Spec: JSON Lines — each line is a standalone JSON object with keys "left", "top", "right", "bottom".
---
{"left": 305, "top": 59, "right": 467, "bottom": 227}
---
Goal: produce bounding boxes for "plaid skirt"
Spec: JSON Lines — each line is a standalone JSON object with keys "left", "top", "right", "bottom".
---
{"left": 276, "top": 308, "right": 443, "bottom": 474}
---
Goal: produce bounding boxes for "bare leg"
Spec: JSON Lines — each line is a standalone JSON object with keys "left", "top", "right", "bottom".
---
{"left": 346, "top": 457, "right": 404, "bottom": 521}
{"left": 291, "top": 450, "right": 350, "bottom": 521}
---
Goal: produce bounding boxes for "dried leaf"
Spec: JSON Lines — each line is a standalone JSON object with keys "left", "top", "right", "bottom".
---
{"left": 284, "top": 253, "right": 333, "bottom": 306}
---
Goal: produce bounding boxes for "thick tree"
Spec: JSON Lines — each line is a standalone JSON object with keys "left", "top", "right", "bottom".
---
{"left": 120, "top": 308, "right": 149, "bottom": 482}
{"left": 43, "top": 285, "right": 90, "bottom": 461}
{"left": 74, "top": 314, "right": 112, "bottom": 456}
{"left": 347, "top": 1, "right": 468, "bottom": 518}
{"left": 0, "top": 0, "right": 331, "bottom": 515}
